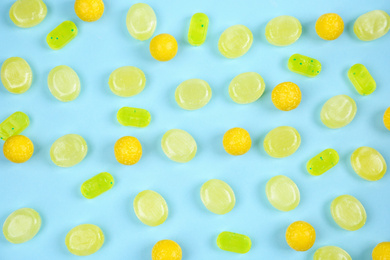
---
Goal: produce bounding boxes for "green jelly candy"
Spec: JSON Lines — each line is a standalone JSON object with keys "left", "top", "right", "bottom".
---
{"left": 0, "top": 112, "right": 30, "bottom": 141}
{"left": 313, "top": 246, "right": 351, "bottom": 260}
{"left": 188, "top": 13, "right": 209, "bottom": 46}
{"left": 307, "top": 148, "right": 339, "bottom": 176}
{"left": 117, "top": 107, "right": 151, "bottom": 127}
{"left": 81, "top": 172, "right": 114, "bottom": 199}
{"left": 288, "top": 54, "right": 321, "bottom": 77}
{"left": 47, "top": 21, "right": 78, "bottom": 50}
{"left": 331, "top": 195, "right": 366, "bottom": 231}
{"left": 217, "top": 231, "right": 251, "bottom": 254}
{"left": 348, "top": 64, "right": 376, "bottom": 95}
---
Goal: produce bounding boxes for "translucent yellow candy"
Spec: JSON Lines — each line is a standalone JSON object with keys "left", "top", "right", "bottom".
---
{"left": 114, "top": 136, "right": 142, "bottom": 165}
{"left": 3, "top": 135, "right": 34, "bottom": 163}
{"left": 384, "top": 107, "right": 390, "bottom": 131}
{"left": 109, "top": 66, "right": 146, "bottom": 97}
{"left": 133, "top": 190, "right": 168, "bottom": 227}
{"left": 315, "top": 13, "right": 344, "bottom": 40}
{"left": 217, "top": 231, "right": 251, "bottom": 254}
{"left": 65, "top": 224, "right": 104, "bottom": 256}
{"left": 354, "top": 10, "right": 390, "bottom": 41}
{"left": 222, "top": 127, "right": 251, "bottom": 156}
{"left": 271, "top": 82, "right": 301, "bottom": 111}
{"left": 314, "top": 246, "right": 351, "bottom": 260}
{"left": 263, "top": 126, "right": 301, "bottom": 158}
{"left": 3, "top": 208, "right": 41, "bottom": 244}
{"left": 351, "top": 147, "right": 387, "bottom": 181}
{"left": 50, "top": 134, "right": 88, "bottom": 167}
{"left": 265, "top": 16, "right": 302, "bottom": 46}
{"left": 117, "top": 107, "right": 151, "bottom": 127}
{"left": 9, "top": 0, "right": 47, "bottom": 28}
{"left": 218, "top": 25, "right": 253, "bottom": 58}
{"left": 285, "top": 221, "right": 316, "bottom": 251}
{"left": 152, "top": 240, "right": 182, "bottom": 260}
{"left": 348, "top": 64, "right": 376, "bottom": 95}
{"left": 372, "top": 242, "right": 390, "bottom": 260}
{"left": 46, "top": 21, "right": 78, "bottom": 50}
{"left": 48, "top": 65, "right": 81, "bottom": 102}
{"left": 200, "top": 179, "right": 235, "bottom": 215}
{"left": 161, "top": 129, "right": 197, "bottom": 163}
{"left": 320, "top": 95, "right": 357, "bottom": 129}
{"left": 0, "top": 111, "right": 29, "bottom": 141}
{"left": 307, "top": 148, "right": 339, "bottom": 176}
{"left": 331, "top": 195, "right": 366, "bottom": 231}
{"left": 266, "top": 175, "right": 300, "bottom": 212}
{"left": 188, "top": 13, "right": 209, "bottom": 46}
{"left": 175, "top": 79, "right": 212, "bottom": 110}
{"left": 150, "top": 34, "right": 178, "bottom": 62}
{"left": 228, "top": 72, "right": 265, "bottom": 104}
{"left": 81, "top": 172, "right": 114, "bottom": 199}
{"left": 74, "top": 0, "right": 104, "bottom": 22}
{"left": 288, "top": 54, "right": 321, "bottom": 77}
{"left": 126, "top": 3, "right": 156, "bottom": 41}
{"left": 1, "top": 57, "right": 32, "bottom": 94}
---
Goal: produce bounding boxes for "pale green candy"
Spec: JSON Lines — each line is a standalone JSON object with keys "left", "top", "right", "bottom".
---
{"left": 348, "top": 64, "right": 376, "bottom": 95}
{"left": 200, "top": 179, "right": 235, "bottom": 215}
{"left": 1, "top": 57, "right": 32, "bottom": 94}
{"left": 0, "top": 111, "right": 29, "bottom": 141}
{"left": 117, "top": 107, "right": 151, "bottom": 127}
{"left": 133, "top": 190, "right": 168, "bottom": 226}
{"left": 9, "top": 0, "right": 47, "bottom": 28}
{"left": 3, "top": 208, "right": 41, "bottom": 244}
{"left": 109, "top": 66, "right": 146, "bottom": 97}
{"left": 263, "top": 126, "right": 301, "bottom": 158}
{"left": 354, "top": 10, "right": 390, "bottom": 41}
{"left": 218, "top": 25, "right": 253, "bottom": 58}
{"left": 331, "top": 195, "right": 366, "bottom": 231}
{"left": 81, "top": 172, "right": 114, "bottom": 199}
{"left": 126, "top": 3, "right": 156, "bottom": 41}
{"left": 48, "top": 65, "right": 80, "bottom": 102}
{"left": 50, "top": 134, "right": 88, "bottom": 167}
{"left": 65, "top": 224, "right": 104, "bottom": 256}
{"left": 320, "top": 95, "right": 357, "bottom": 129}
{"left": 229, "top": 72, "right": 265, "bottom": 104}
{"left": 175, "top": 79, "right": 212, "bottom": 110}
{"left": 288, "top": 54, "right": 321, "bottom": 77}
{"left": 313, "top": 246, "right": 351, "bottom": 260}
{"left": 266, "top": 175, "right": 300, "bottom": 211}
{"left": 265, "top": 16, "right": 302, "bottom": 46}
{"left": 351, "top": 146, "right": 387, "bottom": 181}
{"left": 307, "top": 148, "right": 339, "bottom": 176}
{"left": 161, "top": 129, "right": 197, "bottom": 163}
{"left": 217, "top": 231, "right": 251, "bottom": 254}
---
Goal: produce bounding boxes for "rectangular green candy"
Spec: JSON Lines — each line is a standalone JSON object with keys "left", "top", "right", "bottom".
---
{"left": 117, "top": 107, "right": 151, "bottom": 128}
{"left": 348, "top": 64, "right": 376, "bottom": 95}
{"left": 188, "top": 13, "right": 209, "bottom": 46}
{"left": 217, "top": 231, "right": 251, "bottom": 254}
{"left": 288, "top": 54, "right": 321, "bottom": 77}
{"left": 81, "top": 172, "right": 114, "bottom": 199}
{"left": 47, "top": 21, "right": 78, "bottom": 50}
{"left": 307, "top": 148, "right": 339, "bottom": 176}
{"left": 0, "top": 111, "right": 30, "bottom": 141}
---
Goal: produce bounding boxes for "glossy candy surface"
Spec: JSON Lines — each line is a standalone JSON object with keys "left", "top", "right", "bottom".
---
{"left": 133, "top": 190, "right": 168, "bottom": 226}
{"left": 315, "top": 13, "right": 344, "bottom": 40}
{"left": 74, "top": 0, "right": 104, "bottom": 22}
{"left": 188, "top": 13, "right": 209, "bottom": 46}
{"left": 65, "top": 224, "right": 104, "bottom": 256}
{"left": 307, "top": 148, "right": 339, "bottom": 176}
{"left": 222, "top": 127, "right": 251, "bottom": 156}
{"left": 288, "top": 54, "right": 321, "bottom": 77}
{"left": 265, "top": 16, "right": 302, "bottom": 46}
{"left": 263, "top": 126, "right": 301, "bottom": 158}
{"left": 161, "top": 129, "right": 197, "bottom": 163}
{"left": 331, "top": 195, "right": 366, "bottom": 231}
{"left": 117, "top": 107, "right": 151, "bottom": 127}
{"left": 351, "top": 147, "right": 387, "bottom": 181}
{"left": 152, "top": 240, "right": 182, "bottom": 260}
{"left": 9, "top": 0, "right": 47, "bottom": 28}
{"left": 0, "top": 112, "right": 29, "bottom": 141}
{"left": 1, "top": 57, "right": 32, "bottom": 94}
{"left": 3, "top": 208, "right": 41, "bottom": 244}
{"left": 266, "top": 175, "right": 300, "bottom": 211}
{"left": 271, "top": 82, "right": 301, "bottom": 111}
{"left": 48, "top": 65, "right": 81, "bottom": 102}
{"left": 228, "top": 72, "right": 265, "bottom": 104}
{"left": 175, "top": 79, "right": 212, "bottom": 110}
{"left": 348, "top": 64, "right": 376, "bottom": 95}
{"left": 372, "top": 242, "right": 390, "bottom": 260}
{"left": 384, "top": 107, "right": 390, "bottom": 131}
{"left": 320, "top": 95, "right": 357, "bottom": 129}
{"left": 114, "top": 136, "right": 142, "bottom": 165}
{"left": 126, "top": 3, "right": 156, "bottom": 41}
{"left": 200, "top": 179, "right": 235, "bottom": 215}
{"left": 285, "top": 221, "right": 315, "bottom": 251}
{"left": 50, "top": 134, "right": 88, "bottom": 167}
{"left": 109, "top": 66, "right": 145, "bottom": 97}
{"left": 150, "top": 34, "right": 178, "bottom": 62}
{"left": 313, "top": 246, "right": 351, "bottom": 260}
{"left": 354, "top": 10, "right": 390, "bottom": 41}
{"left": 218, "top": 25, "right": 253, "bottom": 58}
{"left": 217, "top": 231, "right": 251, "bottom": 254}
{"left": 47, "top": 21, "right": 78, "bottom": 50}
{"left": 3, "top": 135, "right": 34, "bottom": 163}
{"left": 81, "top": 172, "right": 114, "bottom": 199}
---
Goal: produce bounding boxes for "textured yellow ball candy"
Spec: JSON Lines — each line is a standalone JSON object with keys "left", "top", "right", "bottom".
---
{"left": 218, "top": 25, "right": 253, "bottom": 58}
{"left": 150, "top": 34, "right": 178, "bottom": 62}
{"left": 9, "top": 0, "right": 47, "bottom": 28}
{"left": 315, "top": 13, "right": 344, "bottom": 40}
{"left": 3, "top": 208, "right": 41, "bottom": 244}
{"left": 1, "top": 57, "right": 32, "bottom": 94}
{"left": 65, "top": 224, "right": 104, "bottom": 256}
{"left": 272, "top": 82, "right": 301, "bottom": 111}
{"left": 351, "top": 147, "right": 387, "bottom": 181}
{"left": 285, "top": 221, "right": 316, "bottom": 251}
{"left": 3, "top": 135, "right": 33, "bottom": 163}
{"left": 74, "top": 0, "right": 104, "bottom": 22}
{"left": 222, "top": 127, "right": 251, "bottom": 156}
{"left": 372, "top": 242, "right": 390, "bottom": 260}
{"left": 384, "top": 107, "right": 390, "bottom": 131}
{"left": 114, "top": 136, "right": 142, "bottom": 165}
{"left": 265, "top": 16, "right": 302, "bottom": 46}
{"left": 152, "top": 240, "right": 182, "bottom": 260}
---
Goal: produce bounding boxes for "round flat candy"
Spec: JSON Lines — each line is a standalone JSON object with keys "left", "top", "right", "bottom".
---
{"left": 228, "top": 72, "right": 265, "bottom": 104}
{"left": 263, "top": 126, "right": 301, "bottom": 158}
{"left": 65, "top": 224, "right": 104, "bottom": 256}
{"left": 351, "top": 147, "right": 386, "bottom": 181}
{"left": 265, "top": 16, "right": 302, "bottom": 46}
{"left": 266, "top": 175, "right": 300, "bottom": 211}
{"left": 175, "top": 79, "right": 212, "bottom": 110}
{"left": 1, "top": 57, "right": 32, "bottom": 94}
{"left": 9, "top": 0, "right": 47, "bottom": 28}
{"left": 161, "top": 129, "right": 197, "bottom": 163}
{"left": 314, "top": 246, "right": 351, "bottom": 260}
{"left": 48, "top": 65, "right": 80, "bottom": 102}
{"left": 218, "top": 25, "right": 253, "bottom": 58}
{"left": 320, "top": 95, "right": 357, "bottom": 129}
{"left": 133, "top": 190, "right": 168, "bottom": 226}
{"left": 354, "top": 10, "right": 390, "bottom": 41}
{"left": 109, "top": 66, "right": 145, "bottom": 97}
{"left": 3, "top": 208, "right": 41, "bottom": 244}
{"left": 50, "top": 134, "right": 88, "bottom": 167}
{"left": 200, "top": 179, "right": 235, "bottom": 215}
{"left": 126, "top": 3, "right": 156, "bottom": 41}
{"left": 331, "top": 195, "right": 366, "bottom": 231}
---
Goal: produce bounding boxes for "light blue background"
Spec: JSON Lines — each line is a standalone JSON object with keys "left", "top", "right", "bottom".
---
{"left": 0, "top": 0, "right": 389, "bottom": 259}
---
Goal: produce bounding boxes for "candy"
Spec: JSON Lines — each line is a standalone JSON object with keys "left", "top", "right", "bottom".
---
{"left": 351, "top": 147, "right": 386, "bottom": 181}
{"left": 175, "top": 79, "right": 212, "bottom": 110}
{"left": 315, "top": 13, "right": 344, "bottom": 40}
{"left": 3, "top": 208, "right": 41, "bottom": 244}
{"left": 354, "top": 10, "right": 390, "bottom": 41}
{"left": 217, "top": 231, "right": 251, "bottom": 254}
{"left": 263, "top": 126, "right": 301, "bottom": 158}
{"left": 285, "top": 221, "right": 315, "bottom": 251}
{"left": 109, "top": 66, "right": 146, "bottom": 97}
{"left": 331, "top": 195, "right": 366, "bottom": 231}
{"left": 161, "top": 129, "right": 197, "bottom": 163}
{"left": 188, "top": 13, "right": 209, "bottom": 46}
{"left": 46, "top": 21, "right": 78, "bottom": 50}
{"left": 222, "top": 127, "right": 251, "bottom": 156}
{"left": 126, "top": 3, "right": 156, "bottom": 41}
{"left": 74, "top": 0, "right": 104, "bottom": 22}
{"left": 265, "top": 16, "right": 302, "bottom": 46}
{"left": 150, "top": 34, "right": 178, "bottom": 62}
{"left": 152, "top": 240, "right": 182, "bottom": 260}
{"left": 384, "top": 107, "right": 390, "bottom": 130}
{"left": 81, "top": 172, "right": 114, "bottom": 199}
{"left": 307, "top": 148, "right": 339, "bottom": 176}
{"left": 271, "top": 82, "right": 301, "bottom": 111}
{"left": 288, "top": 54, "right": 321, "bottom": 77}
{"left": 372, "top": 242, "right": 390, "bottom": 260}
{"left": 313, "top": 246, "right": 351, "bottom": 260}
{"left": 0, "top": 111, "right": 29, "bottom": 141}
{"left": 9, "top": 0, "right": 47, "bottom": 28}
{"left": 200, "top": 179, "right": 235, "bottom": 215}
{"left": 133, "top": 190, "right": 168, "bottom": 226}
{"left": 50, "top": 134, "right": 88, "bottom": 167}
{"left": 218, "top": 25, "right": 253, "bottom": 58}
{"left": 3, "top": 135, "right": 33, "bottom": 163}
{"left": 65, "top": 224, "right": 104, "bottom": 256}
{"left": 228, "top": 72, "right": 265, "bottom": 104}
{"left": 114, "top": 136, "right": 142, "bottom": 165}
{"left": 348, "top": 64, "right": 376, "bottom": 95}
{"left": 1, "top": 57, "right": 32, "bottom": 94}
{"left": 117, "top": 107, "right": 151, "bottom": 127}
{"left": 266, "top": 175, "right": 300, "bottom": 211}
{"left": 48, "top": 65, "right": 81, "bottom": 102}
{"left": 320, "top": 95, "right": 357, "bottom": 129}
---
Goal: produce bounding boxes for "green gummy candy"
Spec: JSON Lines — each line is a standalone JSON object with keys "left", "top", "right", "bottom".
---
{"left": 47, "top": 21, "right": 78, "bottom": 50}
{"left": 217, "top": 231, "right": 251, "bottom": 254}
{"left": 117, "top": 107, "right": 151, "bottom": 127}
{"left": 307, "top": 148, "right": 339, "bottom": 176}
{"left": 188, "top": 13, "right": 209, "bottom": 46}
{"left": 0, "top": 112, "right": 29, "bottom": 141}
{"left": 288, "top": 54, "right": 321, "bottom": 77}
{"left": 348, "top": 64, "right": 376, "bottom": 95}
{"left": 81, "top": 172, "right": 114, "bottom": 199}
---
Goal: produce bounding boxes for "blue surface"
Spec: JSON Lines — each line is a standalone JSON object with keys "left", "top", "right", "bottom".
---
{"left": 0, "top": 0, "right": 389, "bottom": 259}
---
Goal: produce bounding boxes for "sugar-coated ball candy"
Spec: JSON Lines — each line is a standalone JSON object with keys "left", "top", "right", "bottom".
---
{"left": 372, "top": 242, "right": 390, "bottom": 260}
{"left": 48, "top": 65, "right": 81, "bottom": 102}
{"left": 217, "top": 231, "right": 251, "bottom": 254}
{"left": 320, "top": 95, "right": 357, "bottom": 129}
{"left": 152, "top": 240, "right": 182, "bottom": 260}
{"left": 218, "top": 25, "right": 253, "bottom": 58}
{"left": 351, "top": 146, "right": 386, "bottom": 181}
{"left": 384, "top": 107, "right": 390, "bottom": 131}
{"left": 348, "top": 64, "right": 376, "bottom": 95}
{"left": 46, "top": 21, "right": 78, "bottom": 50}
{"left": 3, "top": 135, "right": 33, "bottom": 163}
{"left": 228, "top": 72, "right": 265, "bottom": 104}
{"left": 200, "top": 179, "right": 235, "bottom": 215}
{"left": 117, "top": 107, "right": 151, "bottom": 127}
{"left": 354, "top": 10, "right": 390, "bottom": 41}
{"left": 315, "top": 13, "right": 344, "bottom": 40}
{"left": 9, "top": 0, "right": 47, "bottom": 28}
{"left": 3, "top": 208, "right": 41, "bottom": 244}
{"left": 266, "top": 175, "right": 300, "bottom": 212}
{"left": 161, "top": 129, "right": 197, "bottom": 163}
{"left": 314, "top": 246, "right": 351, "bottom": 260}
{"left": 81, "top": 172, "right": 114, "bottom": 199}
{"left": 175, "top": 79, "right": 212, "bottom": 110}
{"left": 288, "top": 54, "right": 321, "bottom": 78}
{"left": 263, "top": 126, "right": 301, "bottom": 158}
{"left": 0, "top": 111, "right": 29, "bottom": 141}
{"left": 285, "top": 221, "right": 315, "bottom": 251}
{"left": 150, "top": 34, "right": 178, "bottom": 62}
{"left": 65, "top": 224, "right": 104, "bottom": 256}
{"left": 331, "top": 195, "right": 366, "bottom": 231}
{"left": 1, "top": 57, "right": 32, "bottom": 94}
{"left": 126, "top": 3, "right": 156, "bottom": 41}
{"left": 109, "top": 66, "right": 146, "bottom": 97}
{"left": 133, "top": 190, "right": 168, "bottom": 227}
{"left": 188, "top": 13, "right": 209, "bottom": 46}
{"left": 271, "top": 82, "right": 301, "bottom": 111}
{"left": 222, "top": 127, "right": 251, "bottom": 156}
{"left": 114, "top": 136, "right": 142, "bottom": 165}
{"left": 265, "top": 16, "right": 302, "bottom": 46}
{"left": 50, "top": 134, "right": 88, "bottom": 167}
{"left": 307, "top": 148, "right": 339, "bottom": 176}
{"left": 74, "top": 0, "right": 104, "bottom": 22}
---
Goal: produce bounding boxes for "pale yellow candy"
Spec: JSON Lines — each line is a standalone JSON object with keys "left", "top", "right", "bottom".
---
{"left": 175, "top": 79, "right": 212, "bottom": 110}
{"left": 266, "top": 175, "right": 300, "bottom": 211}
{"left": 200, "top": 179, "right": 235, "bottom": 215}
{"left": 320, "top": 95, "right": 357, "bottom": 129}
{"left": 354, "top": 10, "right": 390, "bottom": 41}
{"left": 263, "top": 126, "right": 301, "bottom": 158}
{"left": 228, "top": 72, "right": 265, "bottom": 104}
{"left": 126, "top": 3, "right": 156, "bottom": 41}
{"left": 314, "top": 246, "right": 351, "bottom": 260}
{"left": 50, "top": 134, "right": 88, "bottom": 167}
{"left": 9, "top": 0, "right": 47, "bottom": 28}
{"left": 265, "top": 16, "right": 302, "bottom": 46}
{"left": 161, "top": 129, "right": 197, "bottom": 163}
{"left": 1, "top": 57, "right": 32, "bottom": 94}
{"left": 109, "top": 66, "right": 146, "bottom": 97}
{"left": 133, "top": 190, "right": 168, "bottom": 226}
{"left": 351, "top": 147, "right": 387, "bottom": 181}
{"left": 48, "top": 65, "right": 80, "bottom": 102}
{"left": 218, "top": 25, "right": 253, "bottom": 58}
{"left": 65, "top": 224, "right": 104, "bottom": 256}
{"left": 331, "top": 195, "right": 366, "bottom": 231}
{"left": 3, "top": 208, "right": 41, "bottom": 244}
